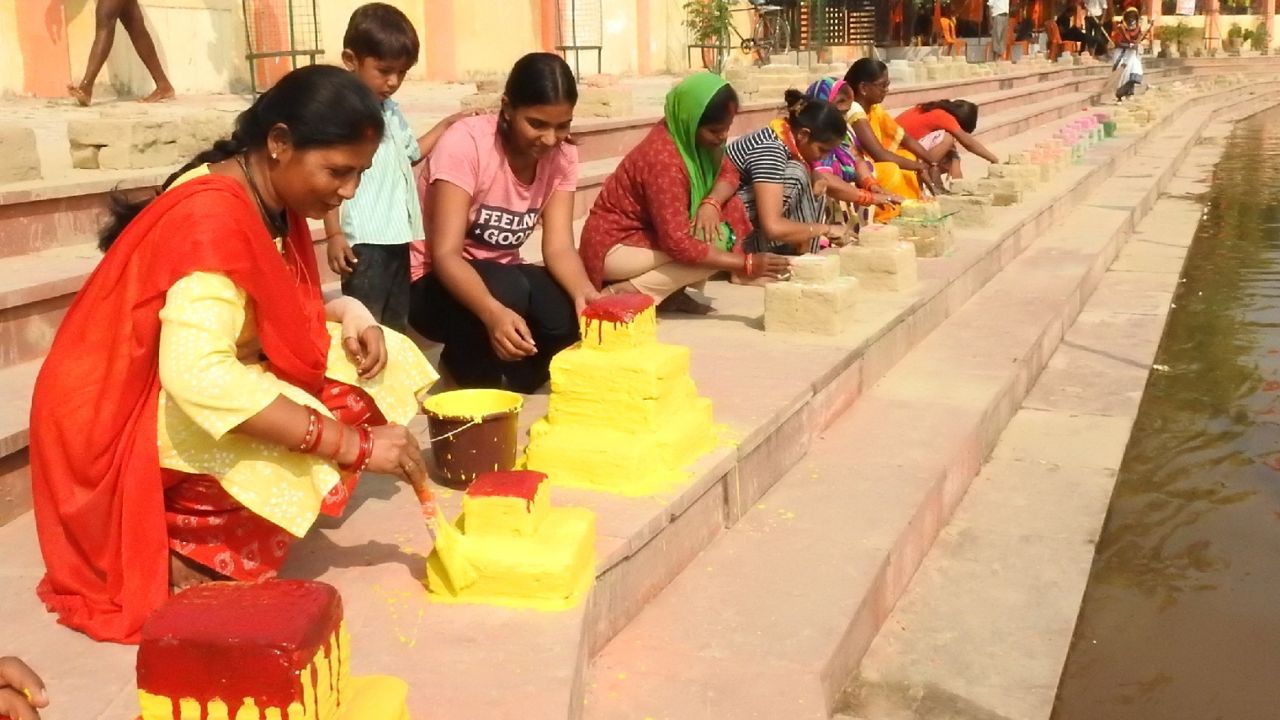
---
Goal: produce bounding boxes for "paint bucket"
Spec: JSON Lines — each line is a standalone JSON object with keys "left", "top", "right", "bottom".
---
{"left": 422, "top": 389, "right": 523, "bottom": 486}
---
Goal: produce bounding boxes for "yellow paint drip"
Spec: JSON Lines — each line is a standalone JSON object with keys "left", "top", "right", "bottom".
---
{"left": 422, "top": 389, "right": 522, "bottom": 420}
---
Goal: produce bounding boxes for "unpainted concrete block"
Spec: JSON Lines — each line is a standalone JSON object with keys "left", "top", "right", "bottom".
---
{"left": 577, "top": 87, "right": 633, "bottom": 118}
{"left": 0, "top": 126, "right": 41, "bottom": 184}
{"left": 764, "top": 276, "right": 861, "bottom": 335}
{"left": 938, "top": 194, "right": 993, "bottom": 228}
{"left": 840, "top": 242, "right": 918, "bottom": 291}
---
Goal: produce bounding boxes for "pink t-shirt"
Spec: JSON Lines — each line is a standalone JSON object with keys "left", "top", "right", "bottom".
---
{"left": 411, "top": 114, "right": 578, "bottom": 281}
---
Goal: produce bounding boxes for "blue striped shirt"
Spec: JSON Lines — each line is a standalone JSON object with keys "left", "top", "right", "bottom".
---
{"left": 340, "top": 98, "right": 424, "bottom": 245}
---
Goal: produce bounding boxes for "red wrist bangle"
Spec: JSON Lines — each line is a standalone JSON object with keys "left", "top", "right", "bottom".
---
{"left": 298, "top": 409, "right": 321, "bottom": 453}
{"left": 857, "top": 175, "right": 876, "bottom": 190}
{"left": 699, "top": 196, "right": 722, "bottom": 211}
{"left": 340, "top": 425, "right": 373, "bottom": 474}
{"left": 744, "top": 254, "right": 754, "bottom": 277}
{"left": 331, "top": 423, "right": 347, "bottom": 462}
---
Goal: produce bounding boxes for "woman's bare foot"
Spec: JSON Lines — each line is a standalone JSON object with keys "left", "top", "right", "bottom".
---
{"left": 140, "top": 85, "right": 176, "bottom": 103}
{"left": 169, "top": 551, "right": 224, "bottom": 593}
{"left": 68, "top": 84, "right": 92, "bottom": 107}
{"left": 658, "top": 289, "right": 714, "bottom": 315}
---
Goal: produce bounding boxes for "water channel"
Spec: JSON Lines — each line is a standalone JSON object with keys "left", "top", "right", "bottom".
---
{"left": 1052, "top": 107, "right": 1280, "bottom": 719}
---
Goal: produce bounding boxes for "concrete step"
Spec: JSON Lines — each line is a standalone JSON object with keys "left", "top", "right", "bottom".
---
{"left": 839, "top": 128, "right": 1236, "bottom": 720}
{"left": 0, "top": 69, "right": 1130, "bottom": 378}
{"left": 580, "top": 86, "right": 1280, "bottom": 719}
{"left": 0, "top": 75, "right": 1260, "bottom": 718}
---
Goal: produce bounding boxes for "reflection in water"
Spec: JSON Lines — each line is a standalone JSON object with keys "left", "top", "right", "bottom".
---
{"left": 1053, "top": 109, "right": 1280, "bottom": 719}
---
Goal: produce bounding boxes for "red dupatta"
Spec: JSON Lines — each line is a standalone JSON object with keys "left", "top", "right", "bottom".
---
{"left": 29, "top": 173, "right": 330, "bottom": 643}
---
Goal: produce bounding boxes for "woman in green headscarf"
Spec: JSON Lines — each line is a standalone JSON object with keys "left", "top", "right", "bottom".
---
{"left": 579, "top": 72, "right": 790, "bottom": 314}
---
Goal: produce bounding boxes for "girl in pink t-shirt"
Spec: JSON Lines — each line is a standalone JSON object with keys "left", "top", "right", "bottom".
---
{"left": 409, "top": 53, "right": 598, "bottom": 392}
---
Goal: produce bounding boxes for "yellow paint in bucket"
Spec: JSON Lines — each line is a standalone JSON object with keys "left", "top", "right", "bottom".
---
{"left": 422, "top": 390, "right": 523, "bottom": 486}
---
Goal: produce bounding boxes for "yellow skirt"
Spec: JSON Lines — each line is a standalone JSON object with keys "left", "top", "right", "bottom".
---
{"left": 873, "top": 157, "right": 924, "bottom": 223}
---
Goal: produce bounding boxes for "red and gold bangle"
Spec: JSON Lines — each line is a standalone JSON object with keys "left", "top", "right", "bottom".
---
{"left": 856, "top": 189, "right": 876, "bottom": 206}
{"left": 340, "top": 425, "right": 374, "bottom": 474}
{"left": 699, "top": 196, "right": 722, "bottom": 212}
{"left": 856, "top": 175, "right": 876, "bottom": 190}
{"left": 298, "top": 408, "right": 321, "bottom": 453}
{"left": 744, "top": 253, "right": 755, "bottom": 278}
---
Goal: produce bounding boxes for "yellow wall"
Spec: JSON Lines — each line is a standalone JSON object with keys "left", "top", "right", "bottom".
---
{"left": 0, "top": 2, "right": 21, "bottom": 96}
{"left": 453, "top": 0, "right": 541, "bottom": 78}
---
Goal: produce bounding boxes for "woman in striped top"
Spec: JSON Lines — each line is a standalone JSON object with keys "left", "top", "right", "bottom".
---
{"left": 725, "top": 97, "right": 851, "bottom": 256}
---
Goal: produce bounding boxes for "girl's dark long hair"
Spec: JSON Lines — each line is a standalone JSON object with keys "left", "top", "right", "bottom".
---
{"left": 98, "top": 64, "right": 385, "bottom": 252}
{"left": 782, "top": 90, "right": 847, "bottom": 144}
{"left": 918, "top": 99, "right": 979, "bottom": 133}
{"left": 843, "top": 58, "right": 888, "bottom": 92}
{"left": 504, "top": 52, "right": 578, "bottom": 109}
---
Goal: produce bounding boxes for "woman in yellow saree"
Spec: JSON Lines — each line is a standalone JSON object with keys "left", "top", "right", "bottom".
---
{"left": 843, "top": 58, "right": 942, "bottom": 220}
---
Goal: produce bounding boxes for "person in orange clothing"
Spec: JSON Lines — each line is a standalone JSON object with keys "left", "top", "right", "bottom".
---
{"left": 31, "top": 65, "right": 436, "bottom": 644}
{"left": 896, "top": 99, "right": 1000, "bottom": 180}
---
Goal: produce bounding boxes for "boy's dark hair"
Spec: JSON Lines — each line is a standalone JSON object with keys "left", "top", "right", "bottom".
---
{"left": 344, "top": 3, "right": 420, "bottom": 63}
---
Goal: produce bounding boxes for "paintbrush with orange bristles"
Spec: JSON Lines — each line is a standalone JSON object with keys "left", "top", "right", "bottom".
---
{"left": 410, "top": 476, "right": 477, "bottom": 590}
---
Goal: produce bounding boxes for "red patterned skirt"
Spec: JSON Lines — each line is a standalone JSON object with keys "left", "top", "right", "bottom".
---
{"left": 162, "top": 381, "right": 387, "bottom": 582}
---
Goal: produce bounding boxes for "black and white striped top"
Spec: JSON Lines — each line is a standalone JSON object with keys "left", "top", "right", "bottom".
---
{"left": 725, "top": 127, "right": 792, "bottom": 188}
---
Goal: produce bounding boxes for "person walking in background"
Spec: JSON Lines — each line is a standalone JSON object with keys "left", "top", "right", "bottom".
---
{"left": 68, "top": 0, "right": 175, "bottom": 106}
{"left": 988, "top": 0, "right": 1010, "bottom": 60}
{"left": 323, "top": 3, "right": 472, "bottom": 333}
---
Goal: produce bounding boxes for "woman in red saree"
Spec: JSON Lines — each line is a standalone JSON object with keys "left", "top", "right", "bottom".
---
{"left": 30, "top": 65, "right": 437, "bottom": 644}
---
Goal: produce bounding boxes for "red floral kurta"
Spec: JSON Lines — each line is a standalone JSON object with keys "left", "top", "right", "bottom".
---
{"left": 579, "top": 121, "right": 753, "bottom": 289}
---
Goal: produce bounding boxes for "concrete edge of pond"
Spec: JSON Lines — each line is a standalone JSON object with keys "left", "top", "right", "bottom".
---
{"left": 835, "top": 96, "right": 1280, "bottom": 720}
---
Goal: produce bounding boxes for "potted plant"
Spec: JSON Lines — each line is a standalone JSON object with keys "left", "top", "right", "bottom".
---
{"left": 1241, "top": 28, "right": 1256, "bottom": 56}
{"left": 1254, "top": 22, "right": 1270, "bottom": 55}
{"left": 1155, "top": 24, "right": 1193, "bottom": 58}
{"left": 1227, "top": 23, "right": 1243, "bottom": 54}
{"left": 683, "top": 0, "right": 732, "bottom": 72}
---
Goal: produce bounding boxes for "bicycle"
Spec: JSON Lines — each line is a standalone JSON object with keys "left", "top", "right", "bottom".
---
{"left": 708, "top": 0, "right": 793, "bottom": 71}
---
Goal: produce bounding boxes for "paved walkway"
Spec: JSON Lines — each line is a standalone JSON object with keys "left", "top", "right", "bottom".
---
{"left": 835, "top": 111, "right": 1243, "bottom": 720}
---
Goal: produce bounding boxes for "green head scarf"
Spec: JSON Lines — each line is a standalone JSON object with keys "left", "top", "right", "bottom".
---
{"left": 664, "top": 71, "right": 735, "bottom": 251}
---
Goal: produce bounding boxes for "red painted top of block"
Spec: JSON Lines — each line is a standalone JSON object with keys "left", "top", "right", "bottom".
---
{"left": 581, "top": 294, "right": 653, "bottom": 324}
{"left": 467, "top": 470, "right": 547, "bottom": 504}
{"left": 137, "top": 580, "right": 342, "bottom": 715}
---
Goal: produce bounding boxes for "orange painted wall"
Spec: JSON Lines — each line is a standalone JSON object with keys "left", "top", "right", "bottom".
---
{"left": 423, "top": 0, "right": 457, "bottom": 80}
{"left": 16, "top": 0, "right": 72, "bottom": 97}
{"left": 251, "top": 0, "right": 291, "bottom": 90}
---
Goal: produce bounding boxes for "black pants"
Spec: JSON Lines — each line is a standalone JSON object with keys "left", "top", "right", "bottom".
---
{"left": 410, "top": 261, "right": 579, "bottom": 393}
{"left": 1060, "top": 21, "right": 1108, "bottom": 56}
{"left": 340, "top": 243, "right": 411, "bottom": 333}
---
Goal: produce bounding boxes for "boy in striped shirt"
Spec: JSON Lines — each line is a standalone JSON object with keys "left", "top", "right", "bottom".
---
{"left": 323, "top": 3, "right": 469, "bottom": 332}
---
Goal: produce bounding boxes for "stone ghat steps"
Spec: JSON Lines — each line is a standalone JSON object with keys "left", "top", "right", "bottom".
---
{"left": 0, "top": 63, "right": 1147, "bottom": 514}
{"left": 580, "top": 88, "right": 1280, "bottom": 720}
{"left": 0, "top": 75, "right": 1265, "bottom": 719}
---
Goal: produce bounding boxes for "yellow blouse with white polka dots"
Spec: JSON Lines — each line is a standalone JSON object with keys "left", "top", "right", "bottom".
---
{"left": 156, "top": 165, "right": 438, "bottom": 537}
